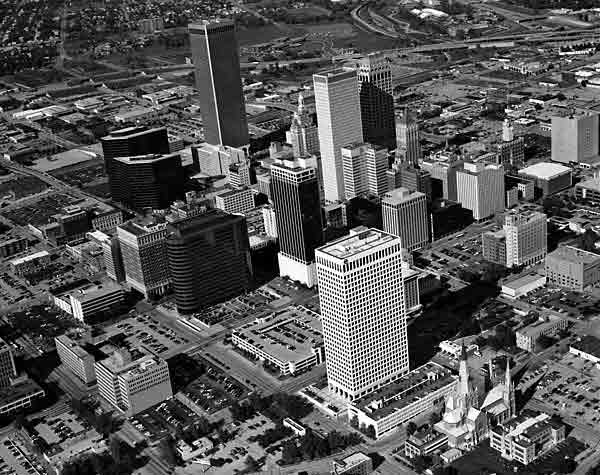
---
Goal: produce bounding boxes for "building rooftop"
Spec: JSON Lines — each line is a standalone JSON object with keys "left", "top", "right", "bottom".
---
{"left": 69, "top": 282, "right": 124, "bottom": 304}
{"left": 102, "top": 126, "right": 164, "bottom": 140}
{"left": 517, "top": 315, "right": 564, "bottom": 338}
{"left": 577, "top": 176, "right": 600, "bottom": 192}
{"left": 502, "top": 272, "right": 545, "bottom": 290}
{"left": 382, "top": 187, "right": 425, "bottom": 205}
{"left": 318, "top": 228, "right": 399, "bottom": 260}
{"left": 546, "top": 245, "right": 600, "bottom": 265}
{"left": 111, "top": 152, "right": 180, "bottom": 165}
{"left": 55, "top": 333, "right": 92, "bottom": 359}
{"left": 333, "top": 451, "right": 371, "bottom": 470}
{"left": 518, "top": 162, "right": 571, "bottom": 180}
{"left": 0, "top": 377, "right": 44, "bottom": 408}
{"left": 571, "top": 335, "right": 600, "bottom": 359}
{"left": 233, "top": 306, "right": 322, "bottom": 365}
{"left": 351, "top": 362, "right": 457, "bottom": 420}
{"left": 313, "top": 68, "right": 356, "bottom": 83}
{"left": 9, "top": 250, "right": 49, "bottom": 266}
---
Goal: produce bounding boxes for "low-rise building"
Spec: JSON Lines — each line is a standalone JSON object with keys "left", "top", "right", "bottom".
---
{"left": 214, "top": 187, "right": 254, "bottom": 215}
{"left": 501, "top": 272, "right": 546, "bottom": 299}
{"left": 489, "top": 412, "right": 565, "bottom": 465}
{"left": 545, "top": 245, "right": 600, "bottom": 291}
{"left": 518, "top": 162, "right": 572, "bottom": 196}
{"left": 0, "top": 377, "right": 45, "bottom": 416}
{"left": 516, "top": 315, "right": 568, "bottom": 352}
{"left": 482, "top": 230, "right": 506, "bottom": 265}
{"left": 283, "top": 418, "right": 307, "bottom": 437}
{"left": 348, "top": 362, "right": 458, "bottom": 439}
{"left": 232, "top": 306, "right": 324, "bottom": 376}
{"left": 405, "top": 428, "right": 448, "bottom": 458}
{"left": 175, "top": 437, "right": 214, "bottom": 462}
{"left": 0, "top": 237, "right": 27, "bottom": 258}
{"left": 9, "top": 250, "right": 51, "bottom": 276}
{"left": 331, "top": 452, "right": 373, "bottom": 475}
{"left": 575, "top": 176, "right": 600, "bottom": 202}
{"left": 569, "top": 335, "right": 600, "bottom": 366}
{"left": 55, "top": 333, "right": 96, "bottom": 385}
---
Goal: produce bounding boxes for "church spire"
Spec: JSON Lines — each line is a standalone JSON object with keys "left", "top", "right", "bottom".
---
{"left": 504, "top": 358, "right": 516, "bottom": 417}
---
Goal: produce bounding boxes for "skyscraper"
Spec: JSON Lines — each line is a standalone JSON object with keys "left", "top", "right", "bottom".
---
{"left": 313, "top": 68, "right": 363, "bottom": 203}
{"left": 551, "top": 113, "right": 599, "bottom": 164}
{"left": 396, "top": 109, "right": 421, "bottom": 167}
{"left": 117, "top": 215, "right": 170, "bottom": 299}
{"left": 189, "top": 20, "right": 248, "bottom": 147}
{"left": 456, "top": 163, "right": 505, "bottom": 221}
{"left": 316, "top": 228, "right": 409, "bottom": 400}
{"left": 166, "top": 210, "right": 253, "bottom": 314}
{"left": 504, "top": 210, "right": 547, "bottom": 268}
{"left": 101, "top": 127, "right": 170, "bottom": 159}
{"left": 270, "top": 157, "right": 323, "bottom": 287}
{"left": 105, "top": 153, "right": 185, "bottom": 211}
{"left": 342, "top": 143, "right": 389, "bottom": 200}
{"left": 382, "top": 187, "right": 429, "bottom": 252}
{"left": 286, "top": 94, "right": 319, "bottom": 158}
{"left": 356, "top": 52, "right": 395, "bottom": 149}
{"left": 0, "top": 337, "right": 16, "bottom": 388}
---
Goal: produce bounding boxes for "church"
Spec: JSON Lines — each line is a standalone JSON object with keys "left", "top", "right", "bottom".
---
{"left": 434, "top": 344, "right": 515, "bottom": 450}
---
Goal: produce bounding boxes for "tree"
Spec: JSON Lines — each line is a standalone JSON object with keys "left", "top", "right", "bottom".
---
{"left": 536, "top": 334, "right": 555, "bottom": 350}
{"left": 406, "top": 421, "right": 418, "bottom": 436}
{"left": 556, "top": 457, "right": 577, "bottom": 474}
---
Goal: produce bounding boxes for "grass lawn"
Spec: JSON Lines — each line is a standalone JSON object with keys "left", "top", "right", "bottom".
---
{"left": 451, "top": 437, "right": 585, "bottom": 475}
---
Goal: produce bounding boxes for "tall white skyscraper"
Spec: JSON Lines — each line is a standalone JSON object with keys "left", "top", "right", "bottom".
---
{"left": 551, "top": 113, "right": 599, "bottom": 164}
{"left": 456, "top": 162, "right": 505, "bottom": 221}
{"left": 313, "top": 68, "right": 363, "bottom": 203}
{"left": 342, "top": 142, "right": 389, "bottom": 200}
{"left": 285, "top": 94, "right": 319, "bottom": 158}
{"left": 382, "top": 187, "right": 429, "bottom": 251}
{"left": 316, "top": 228, "right": 409, "bottom": 400}
{"left": 504, "top": 210, "right": 547, "bottom": 268}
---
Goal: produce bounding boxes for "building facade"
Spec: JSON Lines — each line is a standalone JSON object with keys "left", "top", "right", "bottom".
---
{"left": 214, "top": 187, "right": 254, "bottom": 215}
{"left": 396, "top": 109, "right": 421, "bottom": 167}
{"left": 316, "top": 228, "right": 409, "bottom": 400}
{"left": 551, "top": 113, "right": 599, "bottom": 164}
{"left": 382, "top": 187, "right": 429, "bottom": 252}
{"left": 55, "top": 334, "right": 96, "bottom": 385}
{"left": 100, "top": 127, "right": 170, "bottom": 159}
{"left": 285, "top": 94, "right": 319, "bottom": 158}
{"left": 456, "top": 163, "right": 505, "bottom": 221}
{"left": 503, "top": 210, "right": 547, "bottom": 268}
{"left": 545, "top": 245, "right": 600, "bottom": 291}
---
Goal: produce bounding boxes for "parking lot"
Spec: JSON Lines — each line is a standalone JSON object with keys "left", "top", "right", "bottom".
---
{"left": 522, "top": 288, "right": 600, "bottom": 320}
{"left": 132, "top": 398, "right": 199, "bottom": 442}
{"left": 533, "top": 351, "right": 600, "bottom": 433}
{"left": 107, "top": 314, "right": 191, "bottom": 357}
{"left": 0, "top": 436, "right": 44, "bottom": 475}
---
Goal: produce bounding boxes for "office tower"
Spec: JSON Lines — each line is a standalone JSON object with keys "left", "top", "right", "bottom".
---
{"left": 396, "top": 109, "right": 421, "bottom": 167}
{"left": 166, "top": 210, "right": 253, "bottom": 314}
{"left": 382, "top": 188, "right": 429, "bottom": 251}
{"left": 313, "top": 68, "right": 363, "bottom": 202}
{"left": 498, "top": 119, "right": 524, "bottom": 166}
{"left": 482, "top": 229, "right": 507, "bottom": 265}
{"left": 95, "top": 350, "right": 172, "bottom": 416}
{"left": 193, "top": 143, "right": 246, "bottom": 177}
{"left": 271, "top": 157, "right": 323, "bottom": 287}
{"left": 286, "top": 94, "right": 319, "bottom": 158}
{"left": 229, "top": 161, "right": 251, "bottom": 188}
{"left": 391, "top": 164, "right": 432, "bottom": 200}
{"left": 456, "top": 162, "right": 505, "bottom": 221}
{"left": 316, "top": 228, "right": 409, "bottom": 400}
{"left": 421, "top": 160, "right": 463, "bottom": 201}
{"left": 101, "top": 127, "right": 170, "bottom": 159}
{"left": 356, "top": 52, "right": 395, "bottom": 149}
{"left": 342, "top": 143, "right": 388, "bottom": 200}
{"left": 55, "top": 333, "right": 96, "bottom": 385}
{"left": 551, "top": 113, "right": 599, "bottom": 164}
{"left": 430, "top": 199, "right": 473, "bottom": 240}
{"left": 117, "top": 216, "right": 170, "bottom": 299}
{"left": 262, "top": 206, "right": 278, "bottom": 238}
{"left": 98, "top": 234, "right": 126, "bottom": 283}
{"left": 504, "top": 210, "right": 547, "bottom": 268}
{"left": 214, "top": 187, "right": 254, "bottom": 214}
{"left": 0, "top": 338, "right": 16, "bottom": 388}
{"left": 105, "top": 153, "right": 185, "bottom": 212}
{"left": 189, "top": 20, "right": 248, "bottom": 147}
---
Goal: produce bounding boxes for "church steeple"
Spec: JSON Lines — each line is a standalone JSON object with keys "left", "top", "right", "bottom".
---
{"left": 504, "top": 358, "right": 515, "bottom": 417}
{"left": 458, "top": 342, "right": 470, "bottom": 405}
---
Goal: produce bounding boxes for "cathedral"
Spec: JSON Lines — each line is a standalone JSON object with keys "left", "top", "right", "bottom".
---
{"left": 434, "top": 344, "right": 515, "bottom": 450}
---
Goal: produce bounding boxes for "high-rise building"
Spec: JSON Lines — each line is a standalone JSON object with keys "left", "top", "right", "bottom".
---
{"left": 94, "top": 232, "right": 125, "bottom": 283}
{"left": 551, "top": 113, "right": 599, "bottom": 164}
{"left": 189, "top": 20, "right": 248, "bottom": 147}
{"left": 262, "top": 206, "right": 278, "bottom": 238}
{"left": 504, "top": 210, "right": 547, "bottom": 268}
{"left": 313, "top": 68, "right": 363, "bottom": 203}
{"left": 388, "top": 164, "right": 432, "bottom": 200}
{"left": 382, "top": 188, "right": 429, "bottom": 252}
{"left": 356, "top": 52, "right": 395, "bottom": 149}
{"left": 498, "top": 119, "right": 524, "bottom": 166}
{"left": 95, "top": 350, "right": 173, "bottom": 416}
{"left": 0, "top": 337, "right": 16, "bottom": 388}
{"left": 316, "top": 228, "right": 409, "bottom": 400}
{"left": 105, "top": 153, "right": 185, "bottom": 212}
{"left": 117, "top": 216, "right": 170, "bottom": 299}
{"left": 286, "top": 94, "right": 319, "bottom": 158}
{"left": 214, "top": 187, "right": 255, "bottom": 214}
{"left": 166, "top": 210, "right": 253, "bottom": 314}
{"left": 456, "top": 163, "right": 505, "bottom": 221}
{"left": 271, "top": 157, "right": 323, "bottom": 287}
{"left": 396, "top": 109, "right": 421, "bottom": 167}
{"left": 101, "top": 127, "right": 170, "bottom": 159}
{"left": 228, "top": 160, "right": 251, "bottom": 188}
{"left": 482, "top": 229, "right": 507, "bottom": 266}
{"left": 342, "top": 143, "right": 388, "bottom": 200}
{"left": 55, "top": 333, "right": 96, "bottom": 385}
{"left": 421, "top": 160, "right": 463, "bottom": 201}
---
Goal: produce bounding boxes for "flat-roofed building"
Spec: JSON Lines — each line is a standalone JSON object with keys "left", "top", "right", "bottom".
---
{"left": 490, "top": 412, "right": 565, "bottom": 465}
{"left": 214, "top": 187, "right": 254, "bottom": 215}
{"left": 232, "top": 305, "right": 324, "bottom": 376}
{"left": 501, "top": 272, "right": 546, "bottom": 299}
{"left": 575, "top": 176, "right": 600, "bottom": 202}
{"left": 551, "top": 113, "right": 599, "bottom": 165}
{"left": 55, "top": 333, "right": 96, "bottom": 384}
{"left": 68, "top": 283, "right": 126, "bottom": 323}
{"left": 95, "top": 350, "right": 172, "bottom": 416}
{"left": 382, "top": 187, "right": 429, "bottom": 251}
{"left": 518, "top": 162, "right": 572, "bottom": 196}
{"left": 348, "top": 362, "right": 458, "bottom": 439}
{"left": 316, "top": 228, "right": 408, "bottom": 400}
{"left": 9, "top": 250, "right": 50, "bottom": 276}
{"left": 504, "top": 210, "right": 547, "bottom": 268}
{"left": 570, "top": 335, "right": 600, "bottom": 366}
{"left": 332, "top": 452, "right": 373, "bottom": 475}
{"left": 405, "top": 427, "right": 448, "bottom": 459}
{"left": 457, "top": 163, "right": 505, "bottom": 221}
{"left": 516, "top": 315, "right": 568, "bottom": 352}
{"left": 482, "top": 229, "right": 506, "bottom": 266}
{"left": 545, "top": 245, "right": 600, "bottom": 291}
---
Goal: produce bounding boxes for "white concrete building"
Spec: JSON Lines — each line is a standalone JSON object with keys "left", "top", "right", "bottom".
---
{"left": 68, "top": 283, "right": 126, "bottom": 323}
{"left": 95, "top": 350, "right": 172, "bottom": 416}
{"left": 262, "top": 206, "right": 278, "bottom": 238}
{"left": 503, "top": 210, "right": 547, "bottom": 268}
{"left": 457, "top": 162, "right": 505, "bottom": 221}
{"left": 55, "top": 334, "right": 96, "bottom": 385}
{"left": 316, "top": 227, "right": 409, "bottom": 400}
{"left": 214, "top": 187, "right": 254, "bottom": 214}
{"left": 382, "top": 187, "right": 429, "bottom": 251}
{"left": 313, "top": 68, "right": 363, "bottom": 202}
